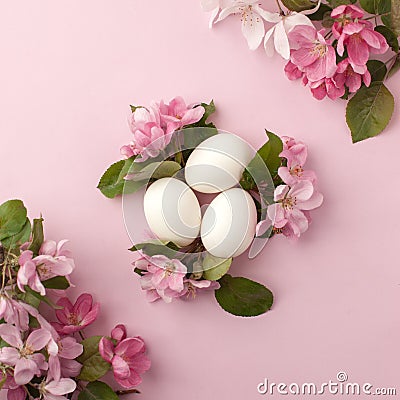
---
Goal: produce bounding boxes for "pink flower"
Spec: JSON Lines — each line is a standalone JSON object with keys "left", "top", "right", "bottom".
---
{"left": 331, "top": 5, "right": 388, "bottom": 69}
{"left": 122, "top": 106, "right": 171, "bottom": 161}
{"left": 17, "top": 250, "right": 46, "bottom": 296}
{"left": 334, "top": 58, "right": 371, "bottom": 93}
{"left": 267, "top": 181, "right": 323, "bottom": 238}
{"left": 49, "top": 336, "right": 83, "bottom": 381}
{"left": 17, "top": 242, "right": 74, "bottom": 296}
{"left": 331, "top": 4, "right": 365, "bottom": 38}
{"left": 39, "top": 378, "right": 76, "bottom": 400}
{"left": 179, "top": 279, "right": 220, "bottom": 299}
{"left": 0, "top": 325, "right": 51, "bottom": 385}
{"left": 158, "top": 97, "right": 205, "bottom": 132}
{"left": 0, "top": 295, "right": 29, "bottom": 331}
{"left": 35, "top": 241, "right": 75, "bottom": 281}
{"left": 289, "top": 26, "right": 337, "bottom": 82}
{"left": 136, "top": 256, "right": 187, "bottom": 303}
{"left": 278, "top": 140, "right": 316, "bottom": 185}
{"left": 99, "top": 336, "right": 150, "bottom": 389}
{"left": 53, "top": 294, "right": 100, "bottom": 334}
{"left": 308, "top": 77, "right": 345, "bottom": 100}
{"left": 284, "top": 61, "right": 304, "bottom": 81}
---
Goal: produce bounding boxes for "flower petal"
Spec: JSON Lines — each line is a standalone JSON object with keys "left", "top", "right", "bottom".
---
{"left": 241, "top": 10, "right": 265, "bottom": 50}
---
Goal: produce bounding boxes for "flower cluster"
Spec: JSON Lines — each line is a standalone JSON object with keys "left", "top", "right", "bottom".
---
{"left": 201, "top": 1, "right": 398, "bottom": 143}
{"left": 0, "top": 200, "right": 150, "bottom": 400}
{"left": 257, "top": 137, "right": 323, "bottom": 239}
{"left": 285, "top": 6, "right": 387, "bottom": 100}
{"left": 135, "top": 255, "right": 219, "bottom": 303}
{"left": 99, "top": 97, "right": 324, "bottom": 316}
{"left": 121, "top": 97, "right": 205, "bottom": 161}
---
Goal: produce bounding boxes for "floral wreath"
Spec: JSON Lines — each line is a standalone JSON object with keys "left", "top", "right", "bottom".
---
{"left": 0, "top": 200, "right": 150, "bottom": 400}
{"left": 201, "top": 0, "right": 399, "bottom": 143}
{"left": 98, "top": 97, "right": 323, "bottom": 317}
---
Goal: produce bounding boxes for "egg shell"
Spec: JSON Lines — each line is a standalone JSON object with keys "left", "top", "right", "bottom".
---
{"left": 184, "top": 133, "right": 254, "bottom": 193}
{"left": 143, "top": 177, "right": 201, "bottom": 247}
{"left": 201, "top": 188, "right": 257, "bottom": 258}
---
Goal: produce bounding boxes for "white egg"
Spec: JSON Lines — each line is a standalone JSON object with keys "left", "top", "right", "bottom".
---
{"left": 201, "top": 188, "right": 257, "bottom": 258}
{"left": 143, "top": 177, "right": 201, "bottom": 247}
{"left": 184, "top": 133, "right": 254, "bottom": 193}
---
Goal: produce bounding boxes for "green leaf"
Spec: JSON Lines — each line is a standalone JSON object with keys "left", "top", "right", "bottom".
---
{"left": 359, "top": 0, "right": 388, "bottom": 13}
{"left": 129, "top": 161, "right": 181, "bottom": 181}
{"left": 24, "top": 287, "right": 61, "bottom": 309}
{"left": 28, "top": 217, "right": 44, "bottom": 256}
{"left": 19, "top": 291, "right": 41, "bottom": 309}
{"left": 42, "top": 276, "right": 70, "bottom": 290}
{"left": 152, "top": 161, "right": 181, "bottom": 179}
{"left": 388, "top": 56, "right": 400, "bottom": 78}
{"left": 375, "top": 25, "right": 399, "bottom": 52}
{"left": 78, "top": 381, "right": 119, "bottom": 400}
{"left": 1, "top": 218, "right": 31, "bottom": 250}
{"left": 0, "top": 200, "right": 27, "bottom": 241}
{"left": 367, "top": 59, "right": 388, "bottom": 81}
{"left": 247, "top": 130, "right": 283, "bottom": 180}
{"left": 327, "top": 0, "right": 356, "bottom": 7}
{"left": 308, "top": 4, "right": 333, "bottom": 20}
{"left": 346, "top": 82, "right": 395, "bottom": 143}
{"left": 77, "top": 336, "right": 111, "bottom": 382}
{"left": 97, "top": 158, "right": 144, "bottom": 198}
{"left": 215, "top": 274, "right": 274, "bottom": 317}
{"left": 129, "top": 242, "right": 177, "bottom": 258}
{"left": 203, "top": 255, "right": 232, "bottom": 281}
{"left": 281, "top": 0, "right": 319, "bottom": 12}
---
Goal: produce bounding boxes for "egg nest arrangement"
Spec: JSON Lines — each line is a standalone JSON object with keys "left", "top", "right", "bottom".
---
{"left": 98, "top": 98, "right": 323, "bottom": 317}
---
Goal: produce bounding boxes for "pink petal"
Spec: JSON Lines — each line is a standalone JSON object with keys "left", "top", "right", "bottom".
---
{"left": 59, "top": 337, "right": 83, "bottom": 359}
{"left": 115, "top": 368, "right": 142, "bottom": 389}
{"left": 0, "top": 324, "right": 23, "bottom": 348}
{"left": 346, "top": 72, "right": 362, "bottom": 93}
{"left": 48, "top": 355, "right": 61, "bottom": 382}
{"left": 298, "top": 190, "right": 324, "bottom": 210}
{"left": 7, "top": 386, "right": 26, "bottom": 400}
{"left": 55, "top": 298, "right": 73, "bottom": 324}
{"left": 99, "top": 337, "right": 114, "bottom": 363}
{"left": 73, "top": 294, "right": 93, "bottom": 319}
{"left": 111, "top": 325, "right": 127, "bottom": 342}
{"left": 360, "top": 28, "right": 381, "bottom": 49}
{"left": 60, "top": 358, "right": 82, "bottom": 378}
{"left": 26, "top": 329, "right": 51, "bottom": 351}
{"left": 287, "top": 208, "right": 309, "bottom": 236}
{"left": 39, "top": 240, "right": 57, "bottom": 256}
{"left": 291, "top": 47, "right": 319, "bottom": 68}
{"left": 14, "top": 358, "right": 38, "bottom": 385}
{"left": 347, "top": 36, "right": 369, "bottom": 66}
{"left": 127, "top": 352, "right": 151, "bottom": 375}
{"left": 112, "top": 355, "right": 130, "bottom": 379}
{"left": 79, "top": 303, "right": 100, "bottom": 328}
{"left": 0, "top": 347, "right": 19, "bottom": 365}
{"left": 115, "top": 338, "right": 145, "bottom": 359}
{"left": 46, "top": 378, "right": 76, "bottom": 395}
{"left": 289, "top": 181, "right": 314, "bottom": 201}
{"left": 180, "top": 106, "right": 205, "bottom": 126}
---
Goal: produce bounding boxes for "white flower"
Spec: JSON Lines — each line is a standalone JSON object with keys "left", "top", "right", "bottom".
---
{"left": 264, "top": 1, "right": 322, "bottom": 60}
{"left": 201, "top": 0, "right": 233, "bottom": 28}
{"left": 217, "top": 0, "right": 277, "bottom": 50}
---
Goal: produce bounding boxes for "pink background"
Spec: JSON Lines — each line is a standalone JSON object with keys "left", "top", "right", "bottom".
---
{"left": 1, "top": 1, "right": 399, "bottom": 398}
